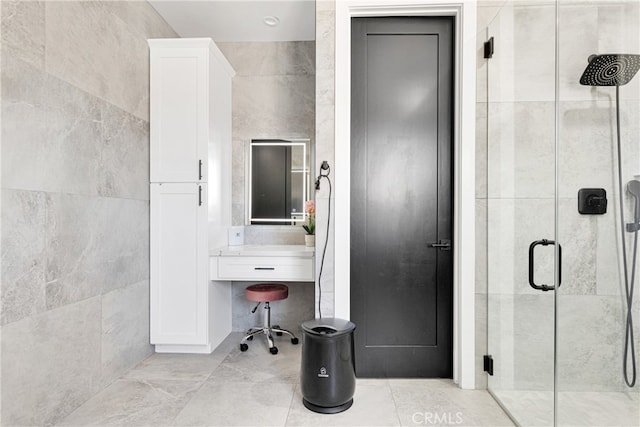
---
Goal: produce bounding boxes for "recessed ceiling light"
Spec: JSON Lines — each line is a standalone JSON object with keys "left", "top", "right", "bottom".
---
{"left": 263, "top": 15, "right": 280, "bottom": 27}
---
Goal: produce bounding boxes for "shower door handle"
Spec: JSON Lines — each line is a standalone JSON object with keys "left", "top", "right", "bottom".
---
{"left": 528, "top": 239, "right": 562, "bottom": 291}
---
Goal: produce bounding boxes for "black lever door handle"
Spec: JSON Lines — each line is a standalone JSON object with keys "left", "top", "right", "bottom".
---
{"left": 199, "top": 160, "right": 203, "bottom": 180}
{"left": 430, "top": 239, "right": 451, "bottom": 250}
{"left": 528, "top": 239, "right": 562, "bottom": 291}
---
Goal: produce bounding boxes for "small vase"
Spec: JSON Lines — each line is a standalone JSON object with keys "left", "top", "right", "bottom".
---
{"left": 305, "top": 234, "right": 315, "bottom": 247}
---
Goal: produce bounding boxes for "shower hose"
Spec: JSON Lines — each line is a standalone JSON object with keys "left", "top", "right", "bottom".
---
{"left": 615, "top": 86, "right": 637, "bottom": 388}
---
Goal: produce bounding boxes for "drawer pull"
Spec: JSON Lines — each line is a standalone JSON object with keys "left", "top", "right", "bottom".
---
{"left": 254, "top": 267, "right": 275, "bottom": 271}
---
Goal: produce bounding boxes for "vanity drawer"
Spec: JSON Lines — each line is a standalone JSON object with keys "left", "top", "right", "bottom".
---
{"left": 212, "top": 256, "right": 314, "bottom": 282}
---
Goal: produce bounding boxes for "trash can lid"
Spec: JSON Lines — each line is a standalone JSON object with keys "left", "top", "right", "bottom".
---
{"left": 302, "top": 317, "right": 356, "bottom": 336}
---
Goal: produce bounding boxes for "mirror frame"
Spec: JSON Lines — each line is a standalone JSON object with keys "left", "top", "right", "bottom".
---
{"left": 245, "top": 138, "right": 312, "bottom": 226}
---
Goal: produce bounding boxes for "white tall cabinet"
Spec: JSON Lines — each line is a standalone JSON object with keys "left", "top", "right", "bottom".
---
{"left": 149, "top": 38, "right": 235, "bottom": 353}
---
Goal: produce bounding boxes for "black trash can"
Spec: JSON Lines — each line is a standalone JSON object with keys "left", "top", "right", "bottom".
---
{"left": 300, "top": 318, "right": 356, "bottom": 414}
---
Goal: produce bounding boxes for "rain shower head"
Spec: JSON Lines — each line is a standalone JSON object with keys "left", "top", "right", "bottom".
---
{"left": 579, "top": 54, "right": 640, "bottom": 86}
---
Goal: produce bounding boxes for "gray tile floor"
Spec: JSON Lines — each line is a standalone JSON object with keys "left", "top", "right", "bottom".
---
{"left": 58, "top": 333, "right": 514, "bottom": 426}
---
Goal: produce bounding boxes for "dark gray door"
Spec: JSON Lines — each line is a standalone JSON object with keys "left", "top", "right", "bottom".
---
{"left": 350, "top": 17, "right": 453, "bottom": 378}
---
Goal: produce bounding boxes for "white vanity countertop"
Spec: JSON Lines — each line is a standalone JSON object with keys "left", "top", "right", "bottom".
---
{"left": 210, "top": 244, "right": 315, "bottom": 258}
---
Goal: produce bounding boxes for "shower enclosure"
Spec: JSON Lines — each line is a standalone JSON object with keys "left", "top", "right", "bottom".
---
{"left": 481, "top": 0, "right": 640, "bottom": 425}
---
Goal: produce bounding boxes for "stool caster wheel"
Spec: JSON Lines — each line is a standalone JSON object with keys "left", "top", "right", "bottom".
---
{"left": 291, "top": 337, "right": 299, "bottom": 345}
{"left": 240, "top": 343, "right": 248, "bottom": 352}
{"left": 270, "top": 346, "right": 278, "bottom": 355}
{"left": 247, "top": 336, "right": 253, "bottom": 341}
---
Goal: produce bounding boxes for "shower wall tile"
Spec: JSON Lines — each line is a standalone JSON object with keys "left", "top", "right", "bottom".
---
{"left": 488, "top": 198, "right": 555, "bottom": 296}
{"left": 488, "top": 3, "right": 556, "bottom": 103}
{"left": 557, "top": 198, "right": 597, "bottom": 295}
{"left": 1, "top": 189, "right": 47, "bottom": 325}
{"left": 1, "top": 297, "right": 102, "bottom": 426}
{"left": 597, "top": 1, "right": 640, "bottom": 102}
{"left": 556, "top": 295, "right": 623, "bottom": 391}
{"left": 512, "top": 4, "right": 556, "bottom": 102}
{"left": 557, "top": 5, "right": 599, "bottom": 101}
{"left": 44, "top": 1, "right": 150, "bottom": 120}
{"left": 101, "top": 280, "right": 153, "bottom": 389}
{"left": 487, "top": 293, "right": 515, "bottom": 390}
{"left": 558, "top": 100, "right": 640, "bottom": 199}
{"left": 485, "top": 2, "right": 515, "bottom": 103}
{"left": 595, "top": 209, "right": 623, "bottom": 296}
{"left": 513, "top": 294, "right": 555, "bottom": 391}
{"left": 487, "top": 101, "right": 555, "bottom": 199}
{"left": 0, "top": 0, "right": 45, "bottom": 69}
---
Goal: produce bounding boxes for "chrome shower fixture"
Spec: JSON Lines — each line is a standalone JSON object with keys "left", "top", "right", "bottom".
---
{"left": 579, "top": 54, "right": 640, "bottom": 87}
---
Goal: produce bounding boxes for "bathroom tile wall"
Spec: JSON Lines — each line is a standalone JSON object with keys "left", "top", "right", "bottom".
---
{"left": 482, "top": 0, "right": 640, "bottom": 396}
{"left": 557, "top": 0, "right": 640, "bottom": 395}
{"left": 215, "top": 41, "right": 316, "bottom": 330}
{"left": 216, "top": 40, "right": 315, "bottom": 243}
{"left": 314, "top": 0, "right": 336, "bottom": 318}
{"left": 0, "top": 1, "right": 176, "bottom": 424}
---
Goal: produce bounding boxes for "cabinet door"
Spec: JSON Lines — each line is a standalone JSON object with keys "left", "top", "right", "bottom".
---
{"left": 150, "top": 183, "right": 208, "bottom": 345}
{"left": 150, "top": 47, "right": 208, "bottom": 183}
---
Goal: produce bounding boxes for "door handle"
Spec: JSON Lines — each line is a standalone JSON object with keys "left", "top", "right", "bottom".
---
{"left": 198, "top": 160, "right": 203, "bottom": 180}
{"left": 528, "top": 239, "right": 562, "bottom": 291}
{"left": 430, "top": 239, "right": 451, "bottom": 250}
{"left": 198, "top": 185, "right": 203, "bottom": 206}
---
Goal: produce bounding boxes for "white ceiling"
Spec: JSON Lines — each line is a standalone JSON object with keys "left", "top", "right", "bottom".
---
{"left": 149, "top": 0, "right": 316, "bottom": 42}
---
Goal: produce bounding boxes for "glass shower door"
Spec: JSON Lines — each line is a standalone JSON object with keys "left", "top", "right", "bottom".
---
{"left": 485, "top": 1, "right": 558, "bottom": 425}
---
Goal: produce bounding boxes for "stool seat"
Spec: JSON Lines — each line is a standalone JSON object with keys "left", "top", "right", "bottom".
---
{"left": 240, "top": 283, "right": 298, "bottom": 355}
{"left": 245, "top": 283, "right": 288, "bottom": 302}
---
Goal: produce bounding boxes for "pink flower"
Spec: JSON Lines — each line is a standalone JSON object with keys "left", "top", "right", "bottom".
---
{"left": 305, "top": 200, "right": 315, "bottom": 214}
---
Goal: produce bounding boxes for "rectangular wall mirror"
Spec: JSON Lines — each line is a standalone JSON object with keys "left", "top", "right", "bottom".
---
{"left": 247, "top": 138, "right": 312, "bottom": 225}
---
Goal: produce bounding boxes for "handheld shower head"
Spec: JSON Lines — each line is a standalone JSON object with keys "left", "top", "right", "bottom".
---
{"left": 626, "top": 180, "right": 640, "bottom": 232}
{"left": 579, "top": 54, "right": 640, "bottom": 86}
